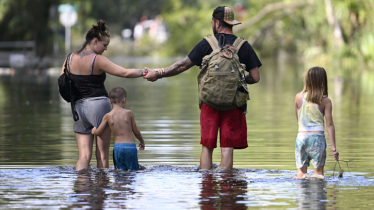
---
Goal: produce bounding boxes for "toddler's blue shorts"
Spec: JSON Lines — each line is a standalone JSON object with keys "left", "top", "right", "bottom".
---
{"left": 113, "top": 143, "right": 139, "bottom": 171}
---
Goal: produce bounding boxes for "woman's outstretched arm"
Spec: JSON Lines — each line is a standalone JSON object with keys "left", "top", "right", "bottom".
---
{"left": 96, "top": 55, "right": 148, "bottom": 78}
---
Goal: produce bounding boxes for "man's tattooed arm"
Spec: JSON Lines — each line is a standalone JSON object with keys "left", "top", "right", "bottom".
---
{"left": 161, "top": 56, "right": 194, "bottom": 78}
{"left": 144, "top": 56, "right": 194, "bottom": 81}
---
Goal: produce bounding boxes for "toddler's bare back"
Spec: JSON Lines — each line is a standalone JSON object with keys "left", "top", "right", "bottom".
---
{"left": 107, "top": 109, "right": 136, "bottom": 144}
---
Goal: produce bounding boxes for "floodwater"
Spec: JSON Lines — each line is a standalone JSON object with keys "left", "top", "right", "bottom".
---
{"left": 1, "top": 57, "right": 374, "bottom": 209}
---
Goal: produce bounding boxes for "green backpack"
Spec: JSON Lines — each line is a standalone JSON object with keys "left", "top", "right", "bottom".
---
{"left": 197, "top": 35, "right": 249, "bottom": 111}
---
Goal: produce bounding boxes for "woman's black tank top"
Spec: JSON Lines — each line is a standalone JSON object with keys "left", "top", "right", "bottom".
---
{"left": 68, "top": 54, "right": 108, "bottom": 101}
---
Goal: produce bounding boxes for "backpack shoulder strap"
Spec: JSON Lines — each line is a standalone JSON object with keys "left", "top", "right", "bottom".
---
{"left": 233, "top": 37, "right": 247, "bottom": 52}
{"left": 66, "top": 53, "right": 73, "bottom": 73}
{"left": 63, "top": 53, "right": 72, "bottom": 77}
{"left": 204, "top": 35, "right": 220, "bottom": 51}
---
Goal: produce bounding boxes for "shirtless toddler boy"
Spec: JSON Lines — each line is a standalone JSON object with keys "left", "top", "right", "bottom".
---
{"left": 92, "top": 87, "right": 145, "bottom": 170}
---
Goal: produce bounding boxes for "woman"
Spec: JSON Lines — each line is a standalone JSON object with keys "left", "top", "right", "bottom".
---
{"left": 60, "top": 20, "right": 148, "bottom": 170}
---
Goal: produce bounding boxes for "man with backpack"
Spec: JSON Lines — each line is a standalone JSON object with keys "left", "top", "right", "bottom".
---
{"left": 144, "top": 6, "right": 262, "bottom": 171}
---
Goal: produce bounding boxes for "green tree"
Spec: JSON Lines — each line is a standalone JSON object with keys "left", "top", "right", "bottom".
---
{"left": 0, "top": 0, "right": 60, "bottom": 56}
{"left": 159, "top": 0, "right": 374, "bottom": 74}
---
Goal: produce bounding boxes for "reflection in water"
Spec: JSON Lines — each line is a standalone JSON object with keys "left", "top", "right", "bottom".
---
{"left": 71, "top": 171, "right": 110, "bottom": 209}
{"left": 0, "top": 167, "right": 373, "bottom": 209}
{"left": 199, "top": 173, "right": 248, "bottom": 210}
{"left": 110, "top": 172, "right": 138, "bottom": 209}
{"left": 70, "top": 170, "right": 137, "bottom": 209}
{"left": 296, "top": 180, "right": 329, "bottom": 210}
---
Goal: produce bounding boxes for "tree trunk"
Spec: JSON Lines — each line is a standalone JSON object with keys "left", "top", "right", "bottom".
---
{"left": 324, "top": 0, "right": 344, "bottom": 47}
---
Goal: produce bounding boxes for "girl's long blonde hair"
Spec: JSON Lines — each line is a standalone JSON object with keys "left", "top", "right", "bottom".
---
{"left": 302, "top": 66, "right": 328, "bottom": 104}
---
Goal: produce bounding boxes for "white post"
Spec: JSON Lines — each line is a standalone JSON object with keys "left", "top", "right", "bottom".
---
{"left": 59, "top": 4, "right": 77, "bottom": 54}
{"left": 65, "top": 25, "right": 71, "bottom": 54}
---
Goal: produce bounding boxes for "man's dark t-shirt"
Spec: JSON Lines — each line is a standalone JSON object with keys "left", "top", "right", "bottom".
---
{"left": 188, "top": 33, "right": 262, "bottom": 111}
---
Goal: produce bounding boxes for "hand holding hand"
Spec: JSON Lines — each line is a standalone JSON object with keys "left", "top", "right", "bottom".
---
{"left": 142, "top": 69, "right": 148, "bottom": 76}
{"left": 91, "top": 127, "right": 97, "bottom": 135}
{"left": 332, "top": 148, "right": 339, "bottom": 160}
{"left": 139, "top": 142, "right": 145, "bottom": 150}
{"left": 144, "top": 67, "right": 161, "bottom": 82}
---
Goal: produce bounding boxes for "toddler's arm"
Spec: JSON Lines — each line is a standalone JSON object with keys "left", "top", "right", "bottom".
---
{"left": 92, "top": 114, "right": 109, "bottom": 136}
{"left": 130, "top": 111, "right": 145, "bottom": 150}
{"left": 324, "top": 98, "right": 339, "bottom": 160}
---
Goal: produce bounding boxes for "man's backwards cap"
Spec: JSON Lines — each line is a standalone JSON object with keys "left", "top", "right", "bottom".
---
{"left": 212, "top": 6, "right": 241, "bottom": 26}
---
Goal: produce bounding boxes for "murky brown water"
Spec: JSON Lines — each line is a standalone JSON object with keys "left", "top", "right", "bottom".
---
{"left": 0, "top": 57, "right": 374, "bottom": 209}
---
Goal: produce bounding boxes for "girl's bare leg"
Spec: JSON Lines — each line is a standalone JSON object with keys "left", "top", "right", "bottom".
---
{"left": 314, "top": 166, "right": 324, "bottom": 176}
{"left": 297, "top": 166, "right": 308, "bottom": 178}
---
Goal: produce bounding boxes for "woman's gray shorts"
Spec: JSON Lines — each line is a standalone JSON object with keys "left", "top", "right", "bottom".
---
{"left": 73, "top": 96, "right": 112, "bottom": 134}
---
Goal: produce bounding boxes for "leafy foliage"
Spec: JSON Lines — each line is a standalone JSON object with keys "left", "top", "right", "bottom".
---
{"left": 0, "top": 0, "right": 60, "bottom": 56}
{"left": 1, "top": 0, "right": 374, "bottom": 73}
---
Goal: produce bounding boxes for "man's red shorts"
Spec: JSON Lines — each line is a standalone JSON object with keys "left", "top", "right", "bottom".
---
{"left": 200, "top": 103, "right": 248, "bottom": 149}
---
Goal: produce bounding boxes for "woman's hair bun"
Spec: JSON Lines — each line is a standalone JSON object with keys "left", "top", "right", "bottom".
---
{"left": 92, "top": 20, "right": 106, "bottom": 32}
{"left": 90, "top": 20, "right": 110, "bottom": 40}
{"left": 97, "top": 20, "right": 106, "bottom": 32}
